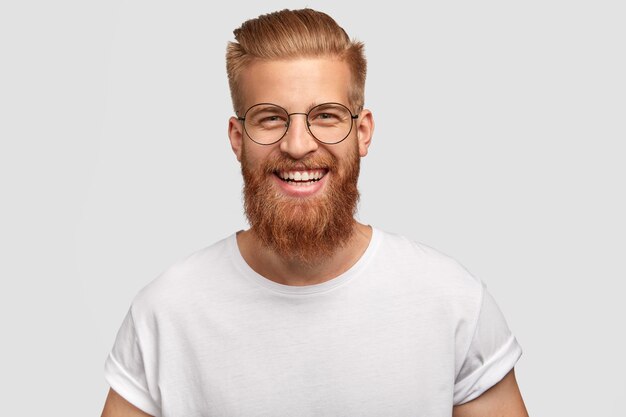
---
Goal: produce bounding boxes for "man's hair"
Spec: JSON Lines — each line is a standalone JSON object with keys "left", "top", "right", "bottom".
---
{"left": 226, "top": 8, "right": 367, "bottom": 114}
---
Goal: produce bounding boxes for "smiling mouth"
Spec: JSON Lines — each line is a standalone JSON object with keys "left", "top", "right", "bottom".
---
{"left": 274, "top": 169, "right": 328, "bottom": 185}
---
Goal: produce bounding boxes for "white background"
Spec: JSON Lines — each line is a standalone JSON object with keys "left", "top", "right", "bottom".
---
{"left": 1, "top": 0, "right": 624, "bottom": 415}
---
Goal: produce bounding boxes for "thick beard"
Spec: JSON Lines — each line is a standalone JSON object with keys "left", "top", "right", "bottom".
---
{"left": 241, "top": 143, "right": 361, "bottom": 266}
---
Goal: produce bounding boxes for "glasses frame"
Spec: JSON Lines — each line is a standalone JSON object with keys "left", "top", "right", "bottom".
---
{"left": 237, "top": 102, "right": 359, "bottom": 146}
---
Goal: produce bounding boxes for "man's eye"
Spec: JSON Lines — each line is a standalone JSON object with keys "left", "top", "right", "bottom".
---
{"left": 260, "top": 115, "right": 285, "bottom": 123}
{"left": 255, "top": 114, "right": 287, "bottom": 127}
{"left": 311, "top": 112, "right": 341, "bottom": 124}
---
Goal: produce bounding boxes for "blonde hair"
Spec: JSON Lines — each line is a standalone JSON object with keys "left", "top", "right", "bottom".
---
{"left": 226, "top": 8, "right": 367, "bottom": 114}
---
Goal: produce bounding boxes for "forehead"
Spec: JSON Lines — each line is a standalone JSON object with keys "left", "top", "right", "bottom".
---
{"left": 238, "top": 57, "right": 352, "bottom": 112}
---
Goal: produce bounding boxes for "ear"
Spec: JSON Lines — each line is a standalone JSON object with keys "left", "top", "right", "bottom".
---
{"left": 228, "top": 116, "right": 244, "bottom": 162}
{"left": 356, "top": 109, "right": 374, "bottom": 157}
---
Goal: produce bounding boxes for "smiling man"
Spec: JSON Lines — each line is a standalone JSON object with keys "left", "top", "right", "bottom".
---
{"left": 233, "top": 56, "right": 372, "bottom": 285}
{"left": 101, "top": 8, "right": 528, "bottom": 417}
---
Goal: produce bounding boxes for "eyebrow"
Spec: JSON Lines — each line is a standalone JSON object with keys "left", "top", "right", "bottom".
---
{"left": 277, "top": 102, "right": 324, "bottom": 112}
{"left": 305, "top": 102, "right": 321, "bottom": 112}
{"left": 297, "top": 101, "right": 340, "bottom": 113}
{"left": 242, "top": 101, "right": 342, "bottom": 115}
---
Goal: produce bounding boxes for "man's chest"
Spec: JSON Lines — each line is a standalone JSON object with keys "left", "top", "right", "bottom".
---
{"left": 157, "top": 303, "right": 458, "bottom": 416}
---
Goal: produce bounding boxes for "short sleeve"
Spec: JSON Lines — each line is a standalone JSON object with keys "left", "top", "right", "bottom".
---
{"left": 104, "top": 308, "right": 161, "bottom": 417}
{"left": 453, "top": 285, "right": 523, "bottom": 405}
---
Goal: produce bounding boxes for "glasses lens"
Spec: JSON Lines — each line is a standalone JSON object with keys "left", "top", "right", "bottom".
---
{"left": 308, "top": 103, "right": 353, "bottom": 144}
{"left": 244, "top": 104, "right": 289, "bottom": 144}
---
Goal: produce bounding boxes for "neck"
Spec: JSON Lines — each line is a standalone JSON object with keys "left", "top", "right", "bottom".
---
{"left": 237, "top": 222, "right": 372, "bottom": 286}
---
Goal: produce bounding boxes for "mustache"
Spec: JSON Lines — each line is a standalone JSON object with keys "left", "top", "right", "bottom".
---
{"left": 260, "top": 154, "right": 338, "bottom": 174}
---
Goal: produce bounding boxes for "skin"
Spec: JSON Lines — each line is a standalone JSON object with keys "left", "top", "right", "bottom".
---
{"left": 100, "top": 388, "right": 153, "bottom": 417}
{"left": 228, "top": 57, "right": 375, "bottom": 286}
{"left": 100, "top": 57, "right": 529, "bottom": 416}
{"left": 453, "top": 369, "right": 529, "bottom": 417}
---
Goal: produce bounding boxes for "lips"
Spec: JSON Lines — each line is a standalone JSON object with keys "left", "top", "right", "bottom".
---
{"left": 261, "top": 155, "right": 336, "bottom": 196}
{"left": 271, "top": 168, "right": 329, "bottom": 196}
{"left": 275, "top": 169, "right": 327, "bottom": 184}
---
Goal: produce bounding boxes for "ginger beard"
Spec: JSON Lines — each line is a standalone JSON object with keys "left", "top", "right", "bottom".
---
{"left": 241, "top": 141, "right": 361, "bottom": 266}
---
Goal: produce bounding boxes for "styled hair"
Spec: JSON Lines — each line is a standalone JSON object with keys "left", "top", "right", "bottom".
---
{"left": 226, "top": 8, "right": 367, "bottom": 114}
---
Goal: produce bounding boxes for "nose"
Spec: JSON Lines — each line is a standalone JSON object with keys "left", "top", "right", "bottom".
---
{"left": 279, "top": 113, "right": 319, "bottom": 159}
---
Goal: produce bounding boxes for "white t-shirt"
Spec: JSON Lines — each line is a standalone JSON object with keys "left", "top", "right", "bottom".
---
{"left": 104, "top": 228, "right": 522, "bottom": 417}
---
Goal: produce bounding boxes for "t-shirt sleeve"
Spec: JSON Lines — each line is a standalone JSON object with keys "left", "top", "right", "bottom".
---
{"left": 104, "top": 307, "right": 161, "bottom": 417}
{"left": 453, "top": 284, "right": 523, "bottom": 405}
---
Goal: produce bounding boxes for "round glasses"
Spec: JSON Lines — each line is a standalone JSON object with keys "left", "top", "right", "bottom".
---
{"left": 237, "top": 102, "right": 359, "bottom": 145}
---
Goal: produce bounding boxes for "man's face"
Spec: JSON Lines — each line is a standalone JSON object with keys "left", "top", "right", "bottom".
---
{"left": 228, "top": 58, "right": 373, "bottom": 264}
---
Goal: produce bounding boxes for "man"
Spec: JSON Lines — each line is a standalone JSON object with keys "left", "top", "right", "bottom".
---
{"left": 101, "top": 8, "right": 528, "bottom": 417}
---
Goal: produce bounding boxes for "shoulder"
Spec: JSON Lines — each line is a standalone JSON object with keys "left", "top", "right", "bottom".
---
{"left": 376, "top": 229, "right": 483, "bottom": 289}
{"left": 129, "top": 233, "right": 237, "bottom": 319}
{"left": 372, "top": 228, "right": 485, "bottom": 309}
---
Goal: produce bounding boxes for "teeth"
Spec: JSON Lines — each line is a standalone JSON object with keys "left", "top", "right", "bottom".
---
{"left": 278, "top": 170, "right": 325, "bottom": 182}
